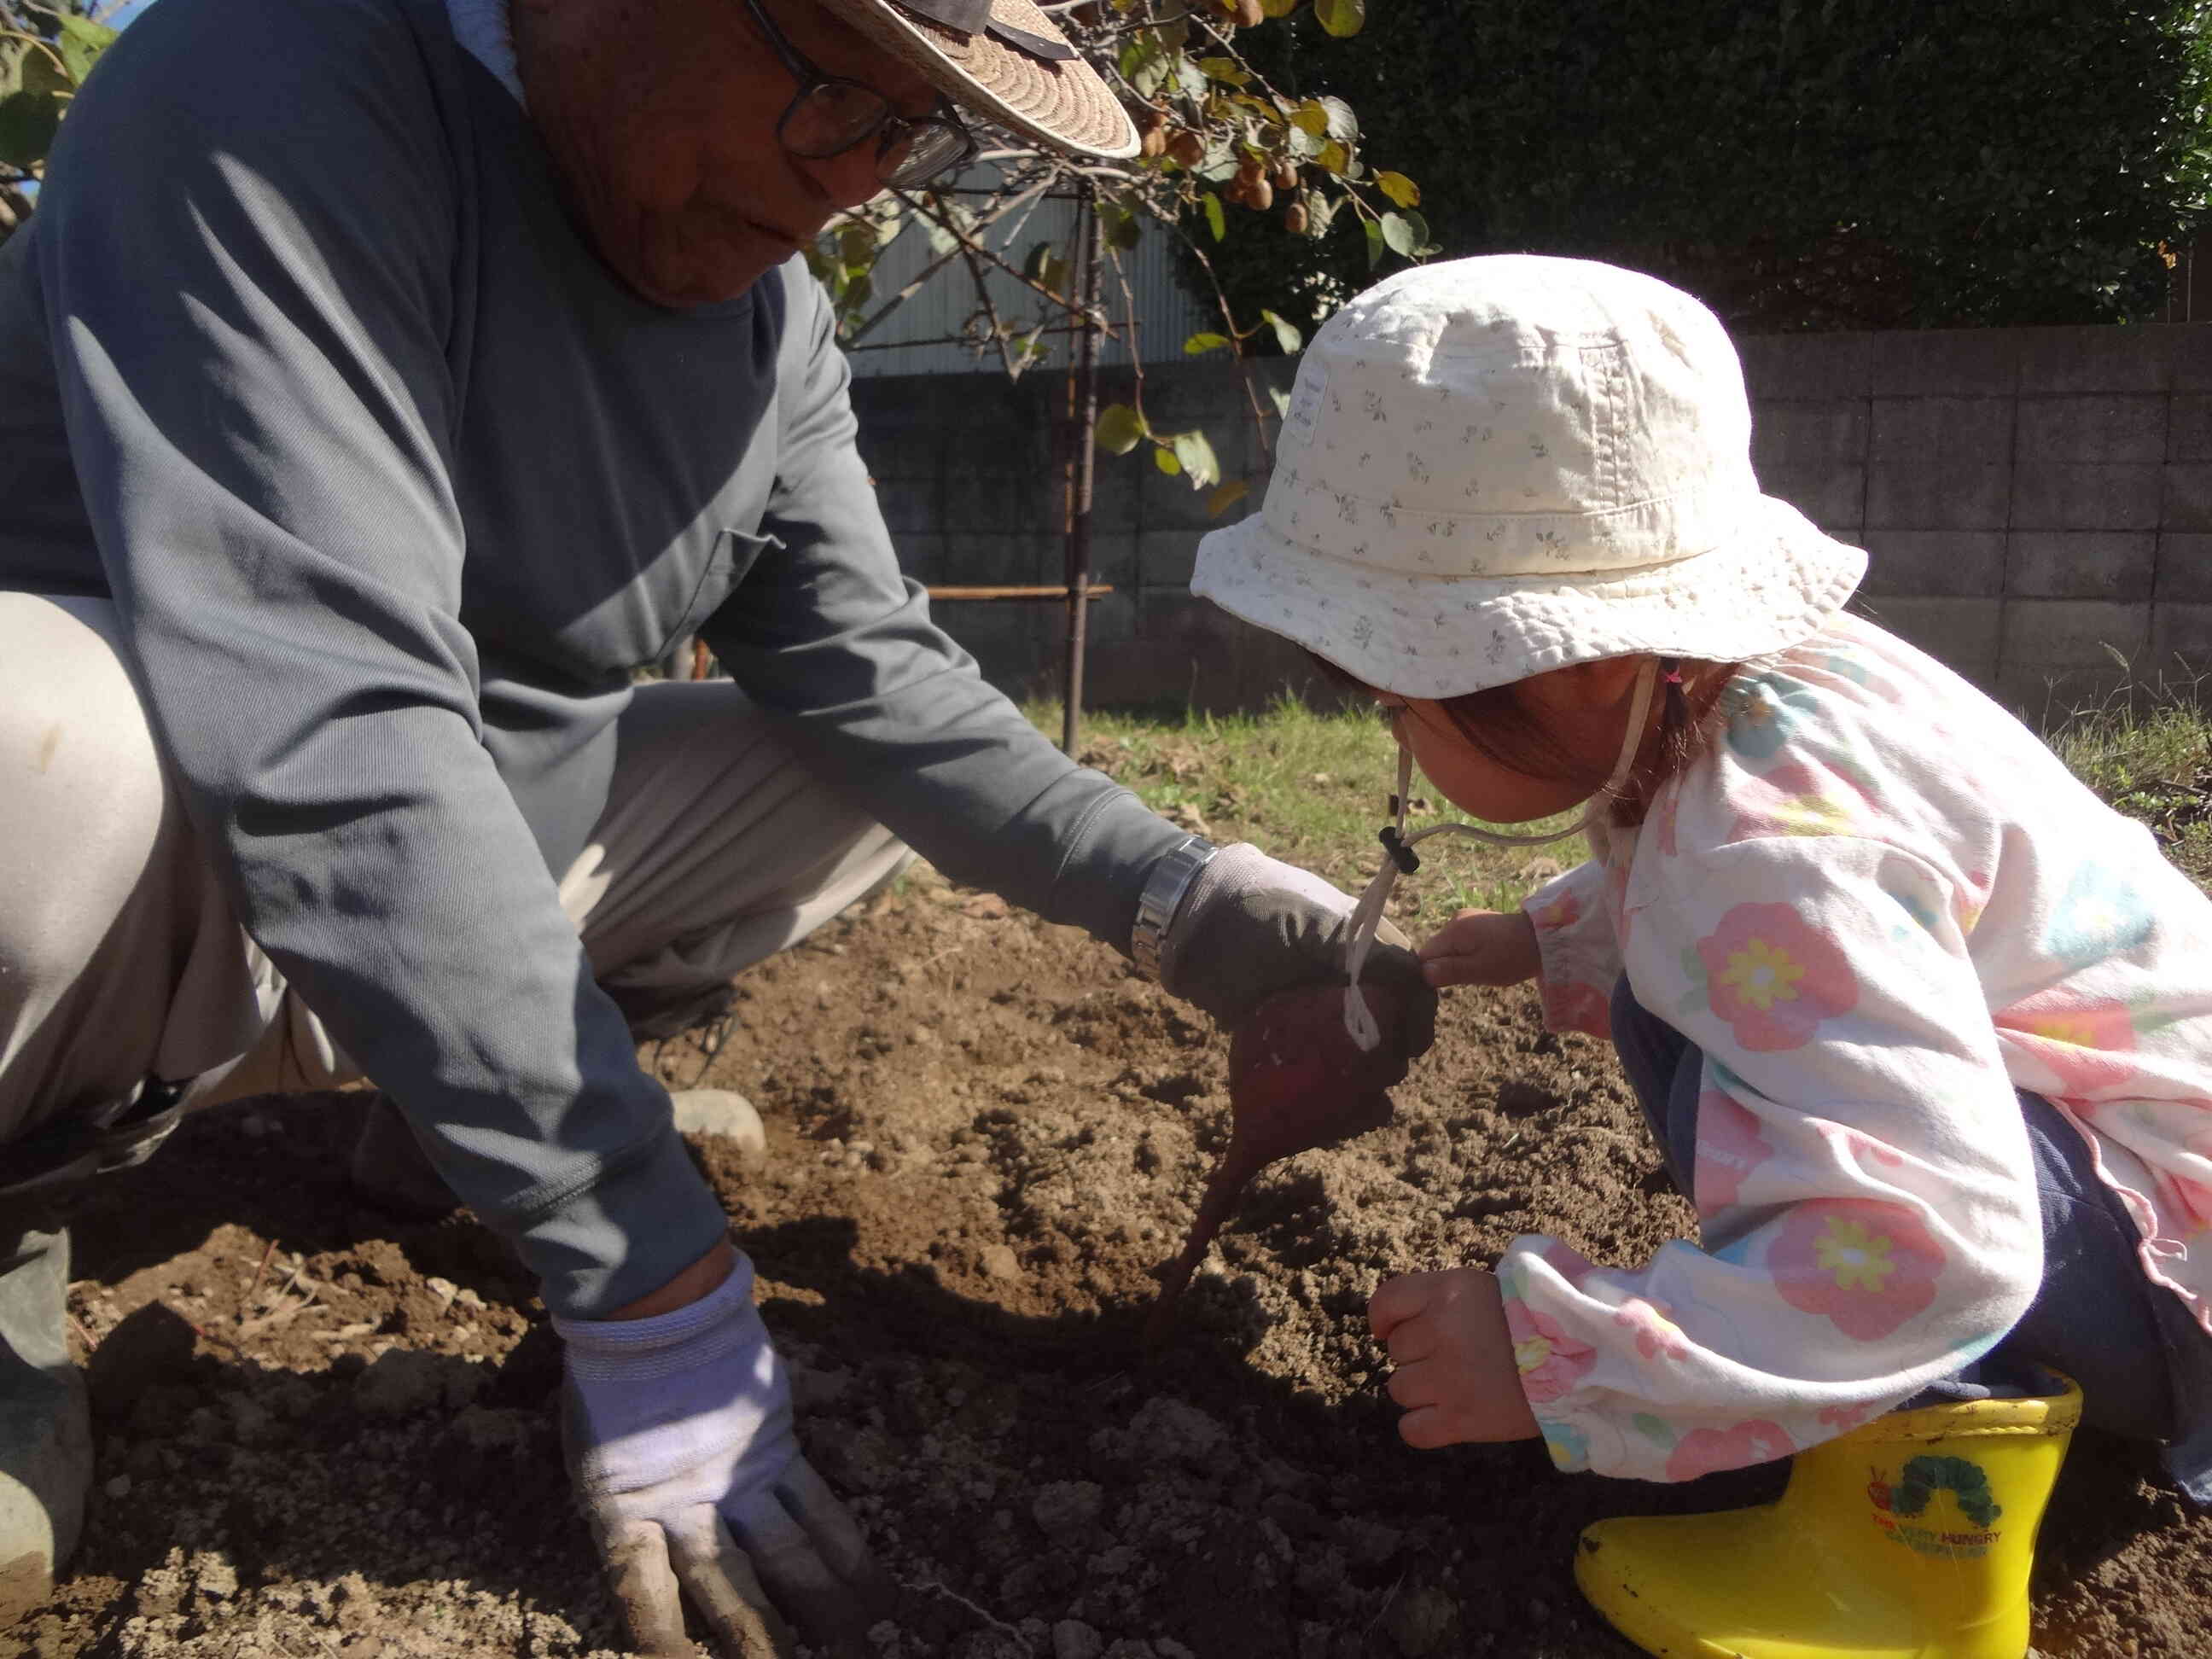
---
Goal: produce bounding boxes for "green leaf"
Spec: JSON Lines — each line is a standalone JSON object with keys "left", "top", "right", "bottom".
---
{"left": 1202, "top": 190, "right": 1225, "bottom": 242}
{"left": 1362, "top": 217, "right": 1386, "bottom": 269}
{"left": 1291, "top": 100, "right": 1332, "bottom": 138}
{"left": 20, "top": 48, "right": 69, "bottom": 100}
{"left": 1376, "top": 170, "right": 1421, "bottom": 209}
{"left": 1175, "top": 55, "right": 1211, "bottom": 103}
{"left": 1317, "top": 96, "right": 1359, "bottom": 143}
{"left": 1403, "top": 208, "right": 1435, "bottom": 256}
{"left": 1260, "top": 0, "right": 1300, "bottom": 14}
{"left": 55, "top": 15, "right": 117, "bottom": 86}
{"left": 1154, "top": 445, "right": 1183, "bottom": 477}
{"left": 1380, "top": 211, "right": 1417, "bottom": 257}
{"left": 1171, "top": 428, "right": 1221, "bottom": 488}
{"left": 1259, "top": 308, "right": 1301, "bottom": 352}
{"left": 1103, "top": 203, "right": 1143, "bottom": 252}
{"left": 1313, "top": 0, "right": 1366, "bottom": 37}
{"left": 1096, "top": 404, "right": 1148, "bottom": 456}
{"left": 837, "top": 220, "right": 877, "bottom": 265}
{"left": 1182, "top": 329, "right": 1232, "bottom": 355}
{"left": 1206, "top": 479, "right": 1251, "bottom": 516}
{"left": 0, "top": 89, "right": 63, "bottom": 171}
{"left": 1196, "top": 56, "right": 1250, "bottom": 86}
{"left": 1315, "top": 139, "right": 1351, "bottom": 176}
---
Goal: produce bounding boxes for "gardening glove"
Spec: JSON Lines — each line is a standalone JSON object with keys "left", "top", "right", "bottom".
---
{"left": 1156, "top": 842, "right": 1436, "bottom": 1074}
{"left": 555, "top": 1255, "right": 882, "bottom": 1658}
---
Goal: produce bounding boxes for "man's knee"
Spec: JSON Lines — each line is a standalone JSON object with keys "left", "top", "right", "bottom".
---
{"left": 0, "top": 596, "right": 174, "bottom": 985}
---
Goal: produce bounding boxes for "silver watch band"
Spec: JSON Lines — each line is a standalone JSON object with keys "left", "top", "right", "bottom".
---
{"left": 1130, "top": 835, "right": 1218, "bottom": 981}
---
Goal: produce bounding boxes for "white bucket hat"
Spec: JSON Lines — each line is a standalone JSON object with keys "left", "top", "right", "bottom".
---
{"left": 1191, "top": 255, "right": 1866, "bottom": 699}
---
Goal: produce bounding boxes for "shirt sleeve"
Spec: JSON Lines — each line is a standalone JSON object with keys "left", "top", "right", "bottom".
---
{"left": 700, "top": 262, "right": 1185, "bottom": 952}
{"left": 1522, "top": 859, "right": 1620, "bottom": 1039}
{"left": 1499, "top": 834, "right": 2044, "bottom": 1482}
{"left": 32, "top": 0, "right": 728, "bottom": 1317}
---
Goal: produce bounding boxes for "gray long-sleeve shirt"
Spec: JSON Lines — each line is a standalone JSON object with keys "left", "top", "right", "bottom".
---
{"left": 0, "top": 0, "right": 1182, "bottom": 1314}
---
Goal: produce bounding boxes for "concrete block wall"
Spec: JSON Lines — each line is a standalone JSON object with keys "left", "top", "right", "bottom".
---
{"left": 1738, "top": 323, "right": 2212, "bottom": 717}
{"left": 854, "top": 324, "right": 2212, "bottom": 719}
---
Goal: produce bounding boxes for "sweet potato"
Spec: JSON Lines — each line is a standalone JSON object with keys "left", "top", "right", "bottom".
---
{"left": 1144, "top": 981, "right": 1411, "bottom": 1348}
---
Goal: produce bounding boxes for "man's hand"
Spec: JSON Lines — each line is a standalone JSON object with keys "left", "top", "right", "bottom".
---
{"left": 1156, "top": 843, "right": 1436, "bottom": 1067}
{"left": 1417, "top": 908, "right": 1542, "bottom": 990}
{"left": 555, "top": 1245, "right": 883, "bottom": 1657}
{"left": 1368, "top": 1268, "right": 1541, "bottom": 1450}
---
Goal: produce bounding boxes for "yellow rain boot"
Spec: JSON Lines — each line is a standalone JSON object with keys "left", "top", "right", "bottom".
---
{"left": 1575, "top": 1373, "right": 2081, "bottom": 1659}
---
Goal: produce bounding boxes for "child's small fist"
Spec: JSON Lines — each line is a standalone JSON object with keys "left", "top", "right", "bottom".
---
{"left": 1416, "top": 909, "right": 1542, "bottom": 990}
{"left": 1368, "top": 1268, "right": 1540, "bottom": 1449}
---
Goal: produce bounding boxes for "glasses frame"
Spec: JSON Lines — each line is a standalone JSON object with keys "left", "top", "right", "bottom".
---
{"left": 742, "top": 0, "right": 979, "bottom": 189}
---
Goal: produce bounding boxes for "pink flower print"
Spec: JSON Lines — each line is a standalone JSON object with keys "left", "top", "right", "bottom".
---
{"left": 1726, "top": 761, "right": 1866, "bottom": 844}
{"left": 1697, "top": 904, "right": 1859, "bottom": 1052}
{"left": 1664, "top": 1418, "right": 1795, "bottom": 1481}
{"left": 1534, "top": 1238, "right": 1599, "bottom": 1289}
{"left": 1541, "top": 975, "right": 1612, "bottom": 1039}
{"left": 1770, "top": 1199, "right": 1947, "bottom": 1342}
{"left": 1506, "top": 1301, "right": 1598, "bottom": 1404}
{"left": 1695, "top": 1090, "right": 1775, "bottom": 1210}
{"left": 1813, "top": 1122, "right": 1908, "bottom": 1178}
{"left": 1531, "top": 892, "right": 1583, "bottom": 932}
{"left": 1612, "top": 1297, "right": 1691, "bottom": 1363}
{"left": 2000, "top": 990, "right": 2140, "bottom": 1095}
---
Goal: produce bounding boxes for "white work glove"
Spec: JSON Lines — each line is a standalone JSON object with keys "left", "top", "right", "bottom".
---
{"left": 554, "top": 1255, "right": 881, "bottom": 1657}
{"left": 1156, "top": 843, "right": 1438, "bottom": 1062}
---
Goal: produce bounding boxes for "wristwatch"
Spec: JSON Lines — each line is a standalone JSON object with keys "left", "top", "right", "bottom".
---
{"left": 1130, "top": 834, "right": 1218, "bottom": 981}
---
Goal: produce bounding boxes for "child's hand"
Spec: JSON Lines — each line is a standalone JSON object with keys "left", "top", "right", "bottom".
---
{"left": 1417, "top": 908, "right": 1541, "bottom": 989}
{"left": 1369, "top": 1268, "right": 1541, "bottom": 1448}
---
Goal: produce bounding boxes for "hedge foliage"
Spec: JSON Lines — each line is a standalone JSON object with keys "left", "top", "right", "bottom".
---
{"left": 1204, "top": 0, "right": 2212, "bottom": 333}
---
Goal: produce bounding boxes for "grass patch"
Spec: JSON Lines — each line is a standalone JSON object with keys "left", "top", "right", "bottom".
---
{"left": 2048, "top": 676, "right": 2212, "bottom": 888}
{"left": 1030, "top": 675, "right": 2212, "bottom": 936}
{"left": 1027, "top": 695, "right": 1587, "bottom": 937}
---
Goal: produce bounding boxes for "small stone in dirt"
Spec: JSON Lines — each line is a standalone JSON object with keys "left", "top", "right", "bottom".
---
{"left": 195, "top": 1553, "right": 239, "bottom": 1601}
{"left": 1032, "top": 1479, "right": 1103, "bottom": 1538}
{"left": 1384, "top": 1584, "right": 1460, "bottom": 1656}
{"left": 1051, "top": 1621, "right": 1103, "bottom": 1659}
{"left": 979, "top": 1244, "right": 1022, "bottom": 1281}
{"left": 670, "top": 1088, "right": 767, "bottom": 1159}
{"left": 103, "top": 1474, "right": 131, "bottom": 1499}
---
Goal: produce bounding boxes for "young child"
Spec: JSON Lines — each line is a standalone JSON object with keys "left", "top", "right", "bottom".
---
{"left": 1190, "top": 254, "right": 2212, "bottom": 1656}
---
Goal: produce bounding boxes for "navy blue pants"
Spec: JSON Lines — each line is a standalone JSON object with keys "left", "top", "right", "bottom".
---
{"left": 1610, "top": 975, "right": 2212, "bottom": 1499}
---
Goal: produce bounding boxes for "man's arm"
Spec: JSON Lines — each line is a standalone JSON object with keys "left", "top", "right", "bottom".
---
{"left": 700, "top": 261, "right": 1187, "bottom": 951}
{"left": 33, "top": 0, "right": 725, "bottom": 1316}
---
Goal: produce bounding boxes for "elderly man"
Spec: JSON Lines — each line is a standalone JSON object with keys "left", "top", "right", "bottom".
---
{"left": 0, "top": 0, "right": 1432, "bottom": 1650}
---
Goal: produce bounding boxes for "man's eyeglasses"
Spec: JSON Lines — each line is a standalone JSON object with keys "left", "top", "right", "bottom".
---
{"left": 743, "top": 0, "right": 978, "bottom": 189}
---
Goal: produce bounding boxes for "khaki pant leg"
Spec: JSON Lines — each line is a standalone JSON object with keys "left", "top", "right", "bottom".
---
{"left": 0, "top": 595, "right": 341, "bottom": 1151}
{"left": 559, "top": 678, "right": 911, "bottom": 1038}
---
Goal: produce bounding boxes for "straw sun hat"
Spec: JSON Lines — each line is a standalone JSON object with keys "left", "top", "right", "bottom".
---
{"left": 1191, "top": 255, "right": 1867, "bottom": 699}
{"left": 815, "top": 0, "right": 1138, "bottom": 160}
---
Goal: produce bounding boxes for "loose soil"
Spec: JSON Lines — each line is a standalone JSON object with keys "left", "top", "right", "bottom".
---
{"left": 9, "top": 866, "right": 2209, "bottom": 1659}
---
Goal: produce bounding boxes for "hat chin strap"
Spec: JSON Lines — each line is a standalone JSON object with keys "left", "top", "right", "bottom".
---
{"left": 1338, "top": 658, "right": 1658, "bottom": 1051}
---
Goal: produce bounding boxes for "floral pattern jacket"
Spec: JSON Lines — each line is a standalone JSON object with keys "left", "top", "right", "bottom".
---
{"left": 1509, "top": 613, "right": 2212, "bottom": 1481}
